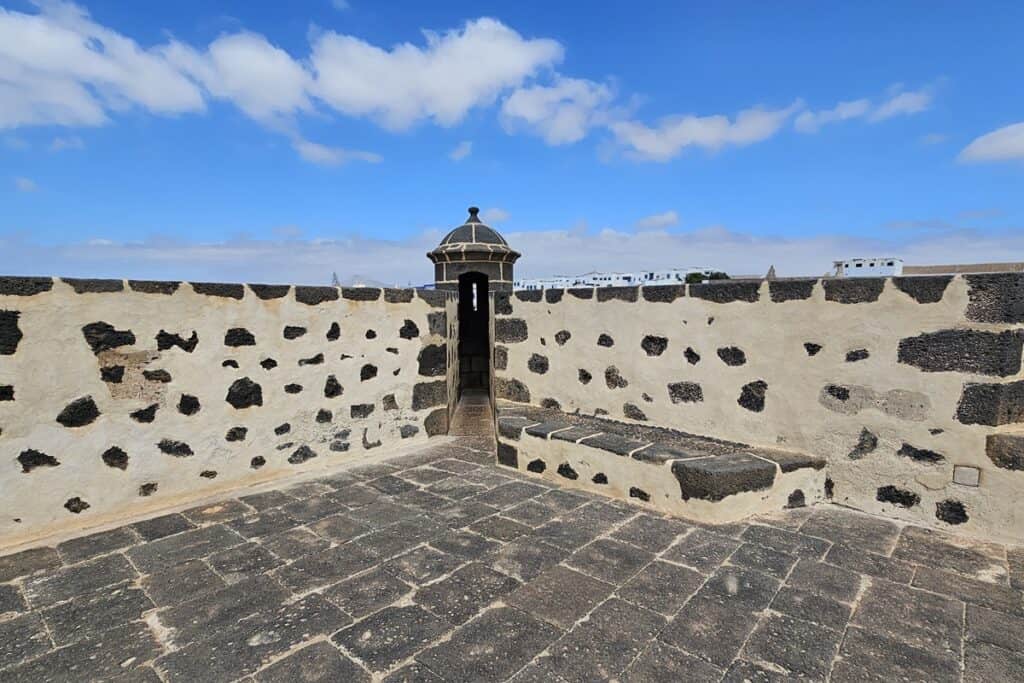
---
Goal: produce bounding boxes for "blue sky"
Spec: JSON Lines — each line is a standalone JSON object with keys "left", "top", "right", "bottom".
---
{"left": 2, "top": 0, "right": 1022, "bottom": 285}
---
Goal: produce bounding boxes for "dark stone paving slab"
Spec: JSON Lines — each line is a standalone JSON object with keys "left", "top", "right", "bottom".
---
{"left": 22, "top": 553, "right": 136, "bottom": 608}
{"left": 56, "top": 527, "right": 138, "bottom": 563}
{"left": 414, "top": 562, "right": 520, "bottom": 624}
{"left": 254, "top": 641, "right": 370, "bottom": 682}
{"left": 131, "top": 513, "right": 196, "bottom": 541}
{"left": 333, "top": 605, "right": 449, "bottom": 672}
{"left": 141, "top": 557, "right": 226, "bottom": 607}
{"left": 0, "top": 546, "right": 61, "bottom": 583}
{"left": 40, "top": 582, "right": 153, "bottom": 646}
{"left": 506, "top": 565, "right": 614, "bottom": 629}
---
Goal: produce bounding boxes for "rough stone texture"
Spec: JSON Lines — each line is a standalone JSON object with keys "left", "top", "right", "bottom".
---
{"left": 956, "top": 380, "right": 1024, "bottom": 426}
{"left": 899, "top": 329, "right": 1024, "bottom": 377}
{"left": 597, "top": 333, "right": 614, "bottom": 347}
{"left": 986, "top": 434, "right": 1024, "bottom": 471}
{"left": 129, "top": 279, "right": 180, "bottom": 295}
{"left": 690, "top": 281, "right": 761, "bottom": 303}
{"left": 738, "top": 380, "right": 768, "bottom": 412}
{"left": 672, "top": 454, "right": 777, "bottom": 501}
{"left": 248, "top": 284, "right": 290, "bottom": 300}
{"left": 495, "top": 318, "right": 528, "bottom": 343}
{"left": 343, "top": 287, "right": 381, "bottom": 301}
{"left": 527, "top": 353, "right": 549, "bottom": 374}
{"left": 597, "top": 286, "right": 638, "bottom": 302}
{"left": 604, "top": 366, "right": 628, "bottom": 389}
{"left": 496, "top": 377, "right": 530, "bottom": 403}
{"left": 822, "top": 277, "right": 886, "bottom": 303}
{"left": 667, "top": 381, "right": 703, "bottom": 403}
{"left": 717, "top": 346, "right": 747, "bottom": 366}
{"left": 936, "top": 499, "right": 969, "bottom": 525}
{"left": 81, "top": 321, "right": 136, "bottom": 354}
{"left": 294, "top": 286, "right": 339, "bottom": 305}
{"left": 191, "top": 282, "right": 245, "bottom": 299}
{"left": 515, "top": 290, "right": 542, "bottom": 303}
{"left": 0, "top": 276, "right": 53, "bottom": 296}
{"left": 64, "top": 277, "right": 124, "bottom": 294}
{"left": 965, "top": 272, "right": 1024, "bottom": 323}
{"left": 769, "top": 279, "right": 817, "bottom": 302}
{"left": 893, "top": 275, "right": 953, "bottom": 303}
{"left": 411, "top": 381, "right": 446, "bottom": 410}
{"left": 877, "top": 484, "right": 920, "bottom": 508}
{"left": 0, "top": 310, "right": 23, "bottom": 355}
{"left": 55, "top": 396, "right": 100, "bottom": 428}
{"left": 846, "top": 348, "right": 870, "bottom": 362}
{"left": 641, "top": 284, "right": 685, "bottom": 303}
{"left": 225, "top": 377, "right": 263, "bottom": 409}
{"left": 848, "top": 428, "right": 878, "bottom": 459}
{"left": 804, "top": 342, "right": 822, "bottom": 356}
{"left": 641, "top": 335, "right": 668, "bottom": 356}
{"left": 897, "top": 442, "right": 945, "bottom": 464}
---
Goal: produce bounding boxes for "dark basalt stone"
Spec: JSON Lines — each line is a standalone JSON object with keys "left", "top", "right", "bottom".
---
{"left": 985, "top": 434, "right": 1024, "bottom": 470}
{"left": 178, "top": 394, "right": 201, "bottom": 416}
{"left": 684, "top": 347, "right": 700, "bottom": 365}
{"left": 82, "top": 322, "right": 135, "bottom": 354}
{"left": 825, "top": 478, "right": 835, "bottom": 499}
{"left": 390, "top": 347, "right": 402, "bottom": 355}
{"left": 579, "top": 432, "right": 647, "bottom": 456}
{"left": 343, "top": 287, "right": 381, "bottom": 301}
{"left": 642, "top": 393, "right": 653, "bottom": 403}
{"left": 642, "top": 284, "right": 685, "bottom": 303}
{"left": 672, "top": 453, "right": 776, "bottom": 501}
{"left": 496, "top": 377, "right": 531, "bottom": 403}
{"left": 289, "top": 445, "right": 317, "bottom": 465}
{"left": 825, "top": 384, "right": 850, "bottom": 401}
{"left": 418, "top": 344, "right": 447, "bottom": 376}
{"left": 578, "top": 369, "right": 592, "bottom": 385}
{"left": 330, "top": 441, "right": 351, "bottom": 452}
{"left": 283, "top": 326, "right": 307, "bottom": 340}
{"left": 295, "top": 286, "right": 339, "bottom": 305}
{"left": 897, "top": 443, "right": 945, "bottom": 463}
{"left": 597, "top": 333, "right": 614, "bottom": 347}
{"left": 284, "top": 383, "right": 303, "bottom": 394}
{"left": 0, "top": 384, "right": 12, "bottom": 401}
{"left": 494, "top": 346, "right": 508, "bottom": 370}
{"left": 527, "top": 459, "right": 546, "bottom": 473}
{"left": 545, "top": 289, "right": 564, "bottom": 304}
{"left": 143, "top": 369, "right": 172, "bottom": 383}
{"left": 400, "top": 319, "right": 420, "bottom": 340}
{"left": 717, "top": 346, "right": 746, "bottom": 366}
{"left": 383, "top": 394, "right": 398, "bottom": 410}
{"left": 0, "top": 310, "right": 23, "bottom": 354}
{"left": 18, "top": 449, "right": 59, "bottom": 472}
{"left": 935, "top": 500, "right": 968, "bottom": 525}
{"left": 277, "top": 443, "right": 294, "bottom": 451}
{"left": 56, "top": 396, "right": 100, "bottom": 428}
{"left": 493, "top": 293, "right": 512, "bottom": 315}
{"left": 848, "top": 428, "right": 878, "bottom": 459}
{"left": 129, "top": 280, "right": 179, "bottom": 295}
{"left": 526, "top": 421, "right": 572, "bottom": 439}
{"left": 224, "top": 328, "right": 256, "bottom": 346}
{"left": 597, "top": 287, "right": 638, "bottom": 303}
{"left": 64, "top": 497, "right": 90, "bottom": 514}
{"left": 248, "top": 284, "right": 290, "bottom": 300}
{"left": 361, "top": 364, "right": 378, "bottom": 381}
{"left": 527, "top": 353, "right": 549, "bottom": 374}
{"left": 876, "top": 485, "right": 919, "bottom": 508}
{"left": 139, "top": 483, "right": 158, "bottom": 496}
{"left": 384, "top": 288, "right": 415, "bottom": 303}
{"left": 592, "top": 473, "right": 608, "bottom": 484}
{"left": 324, "top": 375, "right": 343, "bottom": 398}
{"left": 417, "top": 289, "right": 448, "bottom": 308}
{"left": 365, "top": 330, "right": 377, "bottom": 339}
{"left": 130, "top": 404, "right": 158, "bottom": 423}
{"left": 516, "top": 290, "right": 542, "bottom": 302}
{"left": 768, "top": 279, "right": 816, "bottom": 302}
{"left": 299, "top": 353, "right": 325, "bottom": 366}
{"left": 965, "top": 273, "right": 1024, "bottom": 323}
{"left": 930, "top": 428, "right": 945, "bottom": 435}
{"left": 362, "top": 428, "right": 382, "bottom": 450}
{"left": 225, "top": 427, "right": 247, "bottom": 442}
{"left": 0, "top": 277, "right": 52, "bottom": 296}
{"left": 629, "top": 487, "right": 651, "bottom": 502}
{"left": 226, "top": 377, "right": 263, "bottom": 409}
{"left": 898, "top": 329, "right": 1024, "bottom": 377}
{"left": 690, "top": 281, "right": 761, "bottom": 304}
{"left": 641, "top": 335, "right": 668, "bottom": 356}
{"left": 351, "top": 403, "right": 375, "bottom": 419}
{"left": 892, "top": 276, "right": 952, "bottom": 304}
{"left": 156, "top": 330, "right": 198, "bottom": 353}
{"left": 623, "top": 403, "right": 647, "bottom": 421}
{"left": 495, "top": 319, "right": 528, "bottom": 343}
{"left": 275, "top": 423, "right": 291, "bottom": 435}
{"left": 822, "top": 278, "right": 885, "bottom": 304}
{"left": 568, "top": 287, "right": 594, "bottom": 299}
{"left": 956, "top": 380, "right": 1024, "bottom": 426}
{"left": 668, "top": 382, "right": 703, "bottom": 404}
{"left": 845, "top": 349, "right": 870, "bottom": 363}
{"left": 412, "top": 381, "right": 447, "bottom": 410}
{"left": 250, "top": 457, "right": 266, "bottom": 469}
{"left": 158, "top": 440, "right": 193, "bottom": 457}
{"left": 99, "top": 446, "right": 129, "bottom": 470}
{"left": 497, "top": 443, "right": 518, "bottom": 468}
{"left": 803, "top": 342, "right": 822, "bottom": 356}
{"left": 191, "top": 282, "right": 244, "bottom": 299}
{"left": 316, "top": 409, "right": 333, "bottom": 423}
{"left": 605, "top": 366, "right": 628, "bottom": 389}
{"left": 594, "top": 408, "right": 609, "bottom": 415}
{"left": 738, "top": 380, "right": 768, "bottom": 412}
{"left": 222, "top": 360, "right": 239, "bottom": 368}
{"left": 424, "top": 408, "right": 448, "bottom": 436}
{"left": 540, "top": 398, "right": 561, "bottom": 410}
{"left": 200, "top": 470, "right": 218, "bottom": 479}
{"left": 63, "top": 278, "right": 123, "bottom": 294}
{"left": 400, "top": 424, "right": 420, "bottom": 438}
{"left": 787, "top": 490, "right": 806, "bottom": 508}
{"left": 326, "top": 322, "right": 341, "bottom": 341}
{"left": 261, "top": 358, "right": 278, "bottom": 370}
{"left": 428, "top": 312, "right": 447, "bottom": 337}
{"left": 557, "top": 463, "right": 579, "bottom": 480}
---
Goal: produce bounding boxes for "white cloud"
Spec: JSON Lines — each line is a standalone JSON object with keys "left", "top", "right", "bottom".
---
{"left": 869, "top": 85, "right": 932, "bottom": 122}
{"left": 14, "top": 177, "right": 38, "bottom": 192}
{"left": 635, "top": 210, "right": 679, "bottom": 231}
{"left": 958, "top": 122, "right": 1024, "bottom": 163}
{"left": 50, "top": 135, "right": 84, "bottom": 151}
{"left": 500, "top": 77, "right": 613, "bottom": 145}
{"left": 480, "top": 207, "right": 510, "bottom": 223}
{"left": 794, "top": 84, "right": 933, "bottom": 134}
{"left": 793, "top": 99, "right": 870, "bottom": 133}
{"left": 609, "top": 101, "right": 802, "bottom": 162}
{"left": 309, "top": 18, "right": 563, "bottom": 130}
{"left": 291, "top": 137, "right": 381, "bottom": 166}
{"left": 449, "top": 140, "right": 472, "bottom": 161}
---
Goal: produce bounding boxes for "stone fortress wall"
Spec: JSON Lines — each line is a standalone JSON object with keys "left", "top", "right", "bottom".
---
{"left": 0, "top": 277, "right": 454, "bottom": 548}
{"left": 493, "top": 274, "right": 1024, "bottom": 542}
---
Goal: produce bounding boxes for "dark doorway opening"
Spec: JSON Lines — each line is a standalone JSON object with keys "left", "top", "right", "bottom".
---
{"left": 457, "top": 271, "right": 490, "bottom": 395}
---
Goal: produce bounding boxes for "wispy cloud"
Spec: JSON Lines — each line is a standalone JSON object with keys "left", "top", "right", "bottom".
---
{"left": 634, "top": 210, "right": 679, "bottom": 231}
{"left": 794, "top": 84, "right": 934, "bottom": 134}
{"left": 958, "top": 122, "right": 1024, "bottom": 163}
{"left": 480, "top": 207, "right": 510, "bottom": 223}
{"left": 291, "top": 137, "right": 381, "bottom": 166}
{"left": 14, "top": 177, "right": 38, "bottom": 192}
{"left": 449, "top": 140, "right": 472, "bottom": 161}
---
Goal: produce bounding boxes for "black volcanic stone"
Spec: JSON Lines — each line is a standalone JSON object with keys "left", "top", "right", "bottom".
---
{"left": 130, "top": 404, "right": 158, "bottom": 423}
{"left": 935, "top": 500, "right": 968, "bottom": 525}
{"left": 892, "top": 276, "right": 952, "bottom": 304}
{"left": 283, "top": 325, "right": 307, "bottom": 339}
{"left": 495, "top": 319, "right": 528, "bottom": 343}
{"left": 222, "top": 360, "right": 239, "bottom": 368}
{"left": 642, "top": 335, "right": 668, "bottom": 356}
{"left": 557, "top": 463, "right": 579, "bottom": 480}
{"left": 527, "top": 460, "right": 546, "bottom": 473}
{"left": 64, "top": 497, "right": 90, "bottom": 513}
{"left": 668, "top": 382, "right": 703, "bottom": 403}
{"left": 0, "top": 276, "right": 52, "bottom": 296}
{"left": 545, "top": 289, "right": 563, "bottom": 304}
{"left": 178, "top": 394, "right": 201, "bottom": 416}
{"left": 129, "top": 280, "right": 179, "bottom": 295}
{"left": 986, "top": 434, "right": 1024, "bottom": 470}
{"left": 384, "top": 288, "right": 414, "bottom": 303}
{"left": 158, "top": 439, "right": 193, "bottom": 457}
{"left": 497, "top": 378, "right": 530, "bottom": 402}
{"left": 899, "top": 329, "right": 1024, "bottom": 377}
{"left": 400, "top": 319, "right": 420, "bottom": 339}
{"left": 554, "top": 330, "right": 571, "bottom": 346}
{"left": 324, "top": 375, "right": 343, "bottom": 398}
{"left": 224, "top": 328, "right": 256, "bottom": 346}
{"left": 690, "top": 281, "right": 761, "bottom": 303}
{"left": 299, "top": 353, "right": 325, "bottom": 366}
{"left": 845, "top": 348, "right": 870, "bottom": 362}
{"left": 285, "top": 383, "right": 303, "bottom": 394}
{"left": 343, "top": 287, "right": 381, "bottom": 301}
{"left": 226, "top": 377, "right": 263, "bottom": 409}
{"left": 56, "top": 396, "right": 100, "bottom": 427}
{"left": 516, "top": 290, "right": 542, "bottom": 302}
{"left": 803, "top": 342, "right": 822, "bottom": 356}
{"left": 672, "top": 454, "right": 776, "bottom": 501}
{"left": 261, "top": 358, "right": 278, "bottom": 370}
{"left": 143, "top": 369, "right": 172, "bottom": 383}
{"left": 579, "top": 432, "right": 647, "bottom": 456}
{"left": 295, "top": 286, "right": 339, "bottom": 305}
{"left": 102, "top": 446, "right": 129, "bottom": 469}
{"left": 248, "top": 284, "right": 290, "bottom": 300}
{"left": 897, "top": 443, "right": 944, "bottom": 463}
{"left": 316, "top": 409, "right": 333, "bottom": 423}
{"left": 597, "top": 333, "right": 614, "bottom": 347}
{"left": 0, "top": 310, "right": 23, "bottom": 355}
{"left": 540, "top": 398, "right": 561, "bottom": 410}
{"left": 289, "top": 445, "right": 317, "bottom": 464}
{"left": 717, "top": 346, "right": 746, "bottom": 366}
{"left": 738, "top": 380, "right": 768, "bottom": 412}
{"left": 191, "top": 282, "right": 244, "bottom": 299}
{"left": 417, "top": 289, "right": 447, "bottom": 308}
{"left": 629, "top": 487, "right": 651, "bottom": 502}
{"left": 361, "top": 364, "right": 378, "bottom": 381}
{"left": 383, "top": 394, "right": 398, "bottom": 410}
{"left": 642, "top": 284, "right": 685, "bottom": 303}
{"left": 251, "top": 456, "right": 266, "bottom": 469}
{"left": 199, "top": 470, "right": 217, "bottom": 479}
{"left": 0, "top": 384, "right": 12, "bottom": 401}
{"left": 684, "top": 347, "right": 700, "bottom": 365}
{"left": 527, "top": 353, "right": 549, "bottom": 374}
{"left": 493, "top": 293, "right": 512, "bottom": 315}
{"left": 498, "top": 443, "right": 518, "bottom": 468}
{"left": 876, "top": 485, "right": 919, "bottom": 508}
{"left": 418, "top": 344, "right": 446, "bottom": 376}
{"left": 424, "top": 408, "right": 447, "bottom": 435}
{"left": 597, "top": 286, "right": 638, "bottom": 302}
{"left": 225, "top": 427, "right": 247, "bottom": 442}
{"left": 965, "top": 273, "right": 1024, "bottom": 323}
{"left": 100, "top": 365, "right": 125, "bottom": 383}
{"left": 605, "top": 366, "right": 628, "bottom": 389}
{"left": 139, "top": 483, "right": 158, "bottom": 496}
{"left": 592, "top": 473, "right": 608, "bottom": 484}
{"left": 494, "top": 345, "right": 508, "bottom": 370}
{"left": 412, "top": 381, "right": 446, "bottom": 410}
{"left": 956, "top": 380, "right": 1024, "bottom": 426}
{"left": 351, "top": 403, "right": 375, "bottom": 419}
{"left": 825, "top": 384, "right": 850, "bottom": 401}
{"left": 787, "top": 490, "right": 806, "bottom": 508}
{"left": 769, "top": 279, "right": 816, "bottom": 302}
{"left": 848, "top": 428, "right": 878, "bottom": 459}
{"left": 81, "top": 321, "right": 135, "bottom": 354}
{"left": 365, "top": 329, "right": 377, "bottom": 339}
{"left": 156, "top": 330, "right": 199, "bottom": 353}
{"left": 578, "top": 369, "right": 592, "bottom": 385}
{"left": 568, "top": 287, "right": 594, "bottom": 299}
{"left": 623, "top": 403, "right": 647, "bottom": 421}
{"left": 18, "top": 449, "right": 59, "bottom": 472}
{"left": 63, "top": 277, "right": 123, "bottom": 293}
{"left": 275, "top": 423, "right": 291, "bottom": 435}
{"left": 822, "top": 278, "right": 885, "bottom": 303}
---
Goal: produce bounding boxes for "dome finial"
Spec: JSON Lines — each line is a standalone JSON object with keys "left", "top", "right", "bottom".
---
{"left": 467, "top": 206, "right": 480, "bottom": 222}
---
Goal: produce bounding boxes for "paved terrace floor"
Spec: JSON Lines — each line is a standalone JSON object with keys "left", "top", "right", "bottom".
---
{"left": 1, "top": 436, "right": 1023, "bottom": 683}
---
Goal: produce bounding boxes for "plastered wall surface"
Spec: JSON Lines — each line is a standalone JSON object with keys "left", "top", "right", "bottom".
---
{"left": 493, "top": 275, "right": 1024, "bottom": 542}
{"left": 0, "top": 277, "right": 453, "bottom": 548}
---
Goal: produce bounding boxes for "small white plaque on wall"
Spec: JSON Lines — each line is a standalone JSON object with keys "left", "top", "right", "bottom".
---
{"left": 952, "top": 465, "right": 981, "bottom": 487}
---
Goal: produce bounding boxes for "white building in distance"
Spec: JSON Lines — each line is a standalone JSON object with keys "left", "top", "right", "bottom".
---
{"left": 832, "top": 258, "right": 904, "bottom": 277}
{"left": 515, "top": 267, "right": 718, "bottom": 291}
